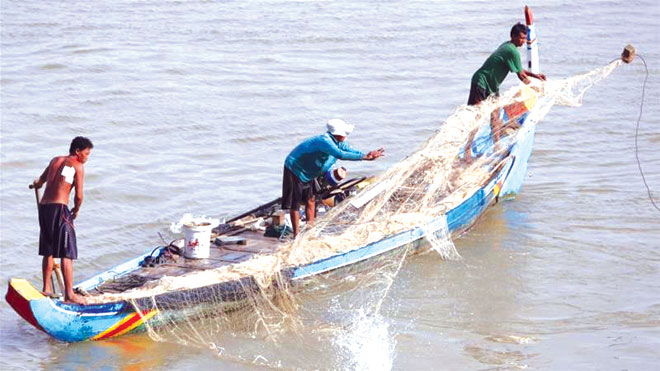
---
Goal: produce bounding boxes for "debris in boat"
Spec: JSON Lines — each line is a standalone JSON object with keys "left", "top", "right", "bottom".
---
{"left": 215, "top": 236, "right": 248, "bottom": 246}
{"left": 263, "top": 224, "right": 292, "bottom": 238}
{"left": 140, "top": 243, "right": 180, "bottom": 267}
{"left": 270, "top": 210, "right": 286, "bottom": 226}
{"left": 95, "top": 274, "right": 151, "bottom": 293}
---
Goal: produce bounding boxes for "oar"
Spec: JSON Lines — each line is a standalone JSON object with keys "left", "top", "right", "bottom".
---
{"left": 29, "top": 183, "right": 65, "bottom": 296}
{"left": 225, "top": 197, "right": 282, "bottom": 224}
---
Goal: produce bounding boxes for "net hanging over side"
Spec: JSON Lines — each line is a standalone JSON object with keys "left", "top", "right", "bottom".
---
{"left": 288, "top": 60, "right": 623, "bottom": 265}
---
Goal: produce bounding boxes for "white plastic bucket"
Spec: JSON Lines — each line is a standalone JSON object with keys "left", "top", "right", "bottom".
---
{"left": 183, "top": 222, "right": 213, "bottom": 259}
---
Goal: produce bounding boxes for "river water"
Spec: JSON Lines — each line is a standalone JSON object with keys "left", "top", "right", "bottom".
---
{"left": 1, "top": 0, "right": 659, "bottom": 369}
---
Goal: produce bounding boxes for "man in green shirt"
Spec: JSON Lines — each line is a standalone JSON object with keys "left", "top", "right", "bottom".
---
{"left": 468, "top": 22, "right": 546, "bottom": 106}
{"left": 464, "top": 22, "right": 546, "bottom": 163}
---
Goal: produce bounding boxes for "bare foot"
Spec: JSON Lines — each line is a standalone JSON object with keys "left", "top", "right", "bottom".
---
{"left": 64, "top": 293, "right": 88, "bottom": 305}
{"left": 40, "top": 291, "right": 62, "bottom": 299}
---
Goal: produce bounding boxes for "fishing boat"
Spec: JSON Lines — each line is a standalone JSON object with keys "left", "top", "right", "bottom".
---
{"left": 5, "top": 7, "right": 566, "bottom": 343}
{"left": 5, "top": 84, "right": 543, "bottom": 342}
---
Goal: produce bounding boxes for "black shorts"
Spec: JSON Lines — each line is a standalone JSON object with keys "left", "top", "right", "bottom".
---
{"left": 281, "top": 166, "right": 319, "bottom": 210}
{"left": 38, "top": 203, "right": 77, "bottom": 259}
{"left": 467, "top": 83, "right": 490, "bottom": 106}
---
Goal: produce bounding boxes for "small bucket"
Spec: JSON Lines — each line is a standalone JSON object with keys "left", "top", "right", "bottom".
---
{"left": 183, "top": 222, "right": 212, "bottom": 259}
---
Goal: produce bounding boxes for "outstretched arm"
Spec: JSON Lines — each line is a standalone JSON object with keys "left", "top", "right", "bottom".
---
{"left": 517, "top": 70, "right": 546, "bottom": 84}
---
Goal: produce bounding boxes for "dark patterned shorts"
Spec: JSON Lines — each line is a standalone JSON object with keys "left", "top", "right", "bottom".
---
{"left": 38, "top": 203, "right": 77, "bottom": 259}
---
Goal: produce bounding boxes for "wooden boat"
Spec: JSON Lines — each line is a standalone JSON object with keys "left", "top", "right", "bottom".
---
{"left": 5, "top": 88, "right": 542, "bottom": 342}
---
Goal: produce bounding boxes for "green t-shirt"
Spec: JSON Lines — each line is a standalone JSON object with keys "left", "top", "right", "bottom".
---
{"left": 472, "top": 41, "right": 523, "bottom": 96}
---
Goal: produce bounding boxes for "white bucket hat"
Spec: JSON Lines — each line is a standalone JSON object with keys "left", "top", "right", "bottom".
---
{"left": 326, "top": 118, "right": 354, "bottom": 137}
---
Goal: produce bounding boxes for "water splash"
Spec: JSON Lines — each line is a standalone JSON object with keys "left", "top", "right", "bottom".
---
{"left": 334, "top": 308, "right": 396, "bottom": 371}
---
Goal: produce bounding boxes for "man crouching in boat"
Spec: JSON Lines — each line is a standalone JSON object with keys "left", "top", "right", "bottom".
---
{"left": 283, "top": 119, "right": 384, "bottom": 237}
{"left": 31, "top": 136, "right": 93, "bottom": 304}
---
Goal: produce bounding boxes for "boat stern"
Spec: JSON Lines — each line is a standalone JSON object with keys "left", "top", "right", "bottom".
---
{"left": 5, "top": 278, "right": 47, "bottom": 333}
{"left": 6, "top": 278, "right": 158, "bottom": 342}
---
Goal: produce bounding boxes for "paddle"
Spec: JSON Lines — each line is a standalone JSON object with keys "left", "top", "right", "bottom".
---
{"left": 225, "top": 197, "right": 282, "bottom": 224}
{"left": 29, "top": 183, "right": 65, "bottom": 296}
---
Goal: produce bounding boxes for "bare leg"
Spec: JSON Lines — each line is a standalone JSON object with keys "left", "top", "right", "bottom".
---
{"left": 41, "top": 255, "right": 54, "bottom": 294}
{"left": 464, "top": 129, "right": 477, "bottom": 165}
{"left": 290, "top": 209, "right": 300, "bottom": 237}
{"left": 305, "top": 198, "right": 315, "bottom": 227}
{"left": 60, "top": 258, "right": 86, "bottom": 304}
{"left": 490, "top": 109, "right": 502, "bottom": 144}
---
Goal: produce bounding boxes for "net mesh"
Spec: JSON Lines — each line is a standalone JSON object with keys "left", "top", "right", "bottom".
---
{"left": 89, "top": 61, "right": 621, "bottom": 367}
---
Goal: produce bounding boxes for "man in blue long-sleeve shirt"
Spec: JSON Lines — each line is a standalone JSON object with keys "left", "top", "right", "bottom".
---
{"left": 283, "top": 118, "right": 384, "bottom": 236}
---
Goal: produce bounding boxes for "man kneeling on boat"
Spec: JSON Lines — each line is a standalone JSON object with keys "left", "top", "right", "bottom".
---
{"left": 282, "top": 119, "right": 384, "bottom": 237}
{"left": 31, "top": 136, "right": 93, "bottom": 304}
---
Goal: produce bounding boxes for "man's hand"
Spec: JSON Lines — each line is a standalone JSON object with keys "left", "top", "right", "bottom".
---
{"left": 519, "top": 70, "right": 546, "bottom": 84}
{"left": 530, "top": 72, "right": 546, "bottom": 81}
{"left": 364, "top": 148, "right": 385, "bottom": 160}
{"left": 71, "top": 207, "right": 79, "bottom": 220}
{"left": 30, "top": 179, "right": 43, "bottom": 189}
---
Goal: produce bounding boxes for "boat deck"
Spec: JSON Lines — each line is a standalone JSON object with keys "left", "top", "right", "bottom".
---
{"left": 90, "top": 230, "right": 283, "bottom": 295}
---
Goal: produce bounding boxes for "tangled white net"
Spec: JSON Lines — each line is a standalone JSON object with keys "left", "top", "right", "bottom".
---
{"left": 286, "top": 60, "right": 622, "bottom": 264}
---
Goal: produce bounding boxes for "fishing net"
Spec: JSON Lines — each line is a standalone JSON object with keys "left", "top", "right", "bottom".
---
{"left": 88, "top": 60, "right": 621, "bottom": 367}
{"left": 289, "top": 60, "right": 622, "bottom": 262}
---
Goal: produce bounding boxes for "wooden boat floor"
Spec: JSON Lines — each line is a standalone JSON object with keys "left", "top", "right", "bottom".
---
{"left": 91, "top": 230, "right": 284, "bottom": 295}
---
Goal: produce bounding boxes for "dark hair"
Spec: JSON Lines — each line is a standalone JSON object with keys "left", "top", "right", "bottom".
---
{"left": 510, "top": 22, "right": 527, "bottom": 38}
{"left": 69, "top": 136, "right": 94, "bottom": 155}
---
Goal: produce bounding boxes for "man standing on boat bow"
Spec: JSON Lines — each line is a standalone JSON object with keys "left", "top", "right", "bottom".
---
{"left": 283, "top": 119, "right": 384, "bottom": 237}
{"left": 465, "top": 22, "right": 546, "bottom": 161}
{"left": 468, "top": 22, "right": 546, "bottom": 106}
{"left": 32, "top": 136, "right": 93, "bottom": 304}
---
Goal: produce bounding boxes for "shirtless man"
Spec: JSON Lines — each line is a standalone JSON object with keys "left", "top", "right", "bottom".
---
{"left": 32, "top": 136, "right": 93, "bottom": 304}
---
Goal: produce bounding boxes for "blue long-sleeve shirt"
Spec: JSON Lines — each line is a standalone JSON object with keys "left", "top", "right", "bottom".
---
{"left": 285, "top": 132, "right": 365, "bottom": 183}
